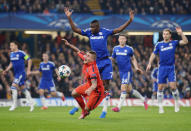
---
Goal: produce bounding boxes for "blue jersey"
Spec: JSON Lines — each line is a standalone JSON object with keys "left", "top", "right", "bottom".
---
{"left": 10, "top": 50, "right": 30, "bottom": 74}
{"left": 112, "top": 45, "right": 134, "bottom": 72}
{"left": 151, "top": 67, "right": 158, "bottom": 80}
{"left": 81, "top": 28, "right": 113, "bottom": 60}
{"left": 39, "top": 61, "right": 55, "bottom": 80}
{"left": 153, "top": 40, "right": 179, "bottom": 66}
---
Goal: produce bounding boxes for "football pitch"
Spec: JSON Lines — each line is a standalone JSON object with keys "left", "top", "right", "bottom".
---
{"left": 0, "top": 106, "right": 190, "bottom": 131}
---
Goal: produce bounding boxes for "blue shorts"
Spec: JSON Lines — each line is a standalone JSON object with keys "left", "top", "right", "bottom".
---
{"left": 153, "top": 82, "right": 158, "bottom": 92}
{"left": 96, "top": 58, "right": 113, "bottom": 80}
{"left": 13, "top": 72, "right": 26, "bottom": 86}
{"left": 158, "top": 65, "right": 176, "bottom": 84}
{"left": 119, "top": 70, "right": 132, "bottom": 84}
{"left": 39, "top": 79, "right": 56, "bottom": 92}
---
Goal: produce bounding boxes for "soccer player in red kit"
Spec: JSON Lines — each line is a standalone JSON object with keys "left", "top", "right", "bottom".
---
{"left": 62, "top": 39, "right": 105, "bottom": 119}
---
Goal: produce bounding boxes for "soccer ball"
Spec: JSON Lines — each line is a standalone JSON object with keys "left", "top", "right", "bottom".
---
{"left": 58, "top": 65, "right": 71, "bottom": 78}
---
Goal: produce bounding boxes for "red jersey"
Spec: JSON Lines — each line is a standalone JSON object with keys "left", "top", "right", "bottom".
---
{"left": 77, "top": 52, "right": 104, "bottom": 89}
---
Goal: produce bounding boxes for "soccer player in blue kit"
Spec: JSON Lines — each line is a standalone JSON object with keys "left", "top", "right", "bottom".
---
{"left": 65, "top": 8, "right": 134, "bottom": 118}
{"left": 3, "top": 41, "right": 34, "bottom": 111}
{"left": 29, "top": 53, "right": 65, "bottom": 110}
{"left": 146, "top": 27, "right": 188, "bottom": 113}
{"left": 110, "top": 34, "right": 148, "bottom": 112}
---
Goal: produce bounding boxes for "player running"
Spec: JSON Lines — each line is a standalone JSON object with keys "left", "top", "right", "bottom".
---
{"left": 146, "top": 27, "right": 188, "bottom": 113}
{"left": 110, "top": 34, "right": 148, "bottom": 112}
{"left": 63, "top": 39, "right": 105, "bottom": 119}
{"left": 64, "top": 8, "right": 134, "bottom": 118}
{"left": 29, "top": 53, "right": 65, "bottom": 110}
{"left": 2, "top": 41, "right": 34, "bottom": 111}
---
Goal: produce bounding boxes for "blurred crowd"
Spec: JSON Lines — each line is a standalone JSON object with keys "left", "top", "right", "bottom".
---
{"left": 0, "top": 0, "right": 91, "bottom": 14}
{"left": 0, "top": 31, "right": 191, "bottom": 99}
{"left": 99, "top": 0, "right": 191, "bottom": 15}
{"left": 1, "top": 0, "right": 191, "bottom": 15}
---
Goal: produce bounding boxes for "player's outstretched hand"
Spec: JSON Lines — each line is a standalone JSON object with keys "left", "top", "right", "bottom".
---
{"left": 176, "top": 27, "right": 183, "bottom": 35}
{"left": 136, "top": 68, "right": 143, "bottom": 74}
{"left": 64, "top": 7, "right": 73, "bottom": 17}
{"left": 129, "top": 10, "right": 134, "bottom": 21}
{"left": 2, "top": 70, "right": 7, "bottom": 75}
{"left": 146, "top": 64, "right": 151, "bottom": 72}
{"left": 62, "top": 39, "right": 70, "bottom": 46}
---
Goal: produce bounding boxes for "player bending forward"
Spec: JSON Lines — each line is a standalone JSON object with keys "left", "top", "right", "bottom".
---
{"left": 63, "top": 39, "right": 105, "bottom": 119}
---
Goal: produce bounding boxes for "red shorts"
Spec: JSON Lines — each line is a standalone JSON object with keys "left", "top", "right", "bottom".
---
{"left": 75, "top": 83, "right": 105, "bottom": 110}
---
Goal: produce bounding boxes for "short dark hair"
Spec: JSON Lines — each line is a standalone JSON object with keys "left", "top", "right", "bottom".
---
{"left": 88, "top": 50, "right": 97, "bottom": 60}
{"left": 11, "top": 41, "right": 20, "bottom": 48}
{"left": 119, "top": 34, "right": 127, "bottom": 38}
{"left": 91, "top": 19, "right": 99, "bottom": 24}
{"left": 163, "top": 28, "right": 172, "bottom": 34}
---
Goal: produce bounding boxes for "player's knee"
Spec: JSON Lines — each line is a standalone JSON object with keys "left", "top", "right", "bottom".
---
{"left": 71, "top": 90, "right": 78, "bottom": 97}
{"left": 50, "top": 92, "right": 56, "bottom": 97}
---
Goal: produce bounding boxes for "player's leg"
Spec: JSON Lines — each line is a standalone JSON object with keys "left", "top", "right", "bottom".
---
{"left": 20, "top": 73, "right": 34, "bottom": 112}
{"left": 157, "top": 66, "right": 168, "bottom": 113}
{"left": 38, "top": 89, "right": 47, "bottom": 110}
{"left": 168, "top": 66, "right": 180, "bottom": 112}
{"left": 127, "top": 84, "right": 148, "bottom": 110}
{"left": 151, "top": 83, "right": 158, "bottom": 106}
{"left": 9, "top": 83, "right": 18, "bottom": 111}
{"left": 99, "top": 60, "right": 113, "bottom": 118}
{"left": 49, "top": 80, "right": 65, "bottom": 101}
{"left": 112, "top": 84, "right": 127, "bottom": 112}
{"left": 72, "top": 83, "right": 89, "bottom": 118}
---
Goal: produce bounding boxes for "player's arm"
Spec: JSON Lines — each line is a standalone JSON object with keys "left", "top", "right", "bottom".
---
{"left": 62, "top": 39, "right": 80, "bottom": 53}
{"left": 55, "top": 68, "right": 61, "bottom": 81}
{"left": 131, "top": 55, "right": 143, "bottom": 74}
{"left": 27, "top": 59, "right": 32, "bottom": 76}
{"left": 64, "top": 7, "right": 81, "bottom": 34}
{"left": 176, "top": 27, "right": 188, "bottom": 46}
{"left": 85, "top": 79, "right": 97, "bottom": 96}
{"left": 109, "top": 57, "right": 115, "bottom": 62}
{"left": 30, "top": 70, "right": 40, "bottom": 75}
{"left": 113, "top": 10, "right": 134, "bottom": 34}
{"left": 2, "top": 62, "right": 13, "bottom": 75}
{"left": 146, "top": 53, "right": 156, "bottom": 72}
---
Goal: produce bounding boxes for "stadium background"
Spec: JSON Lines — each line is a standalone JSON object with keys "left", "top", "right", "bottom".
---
{"left": 0, "top": 0, "right": 191, "bottom": 101}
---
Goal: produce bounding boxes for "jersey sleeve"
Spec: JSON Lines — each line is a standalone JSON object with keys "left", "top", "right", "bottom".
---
{"left": 51, "top": 62, "right": 56, "bottom": 70}
{"left": 39, "top": 64, "right": 42, "bottom": 72}
{"left": 88, "top": 66, "right": 97, "bottom": 80}
{"left": 103, "top": 28, "right": 113, "bottom": 37}
{"left": 174, "top": 40, "right": 179, "bottom": 47}
{"left": 153, "top": 43, "right": 159, "bottom": 54}
{"left": 77, "top": 51, "right": 86, "bottom": 61}
{"left": 21, "top": 51, "right": 30, "bottom": 60}
{"left": 130, "top": 47, "right": 134, "bottom": 57}
{"left": 81, "top": 28, "right": 91, "bottom": 37}
{"left": 111, "top": 47, "right": 116, "bottom": 59}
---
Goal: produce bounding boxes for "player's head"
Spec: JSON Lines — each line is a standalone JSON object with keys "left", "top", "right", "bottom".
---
{"left": 118, "top": 34, "right": 127, "bottom": 46}
{"left": 42, "top": 53, "right": 49, "bottom": 62}
{"left": 10, "top": 41, "right": 19, "bottom": 52}
{"left": 84, "top": 51, "right": 97, "bottom": 63}
{"left": 90, "top": 20, "right": 100, "bottom": 34}
{"left": 163, "top": 28, "right": 172, "bottom": 41}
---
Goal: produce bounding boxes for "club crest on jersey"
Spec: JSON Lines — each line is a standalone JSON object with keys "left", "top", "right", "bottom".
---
{"left": 11, "top": 54, "right": 19, "bottom": 60}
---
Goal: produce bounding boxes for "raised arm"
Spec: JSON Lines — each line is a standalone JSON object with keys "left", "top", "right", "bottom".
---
{"left": 62, "top": 39, "right": 80, "bottom": 53}
{"left": 146, "top": 53, "right": 156, "bottom": 72}
{"left": 64, "top": 8, "right": 81, "bottom": 34}
{"left": 3, "top": 62, "right": 13, "bottom": 75}
{"left": 113, "top": 10, "right": 134, "bottom": 34}
{"left": 176, "top": 27, "right": 188, "bottom": 45}
{"left": 131, "top": 55, "right": 143, "bottom": 74}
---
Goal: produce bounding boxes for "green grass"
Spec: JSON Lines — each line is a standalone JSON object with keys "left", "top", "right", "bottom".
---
{"left": 0, "top": 106, "right": 190, "bottom": 131}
